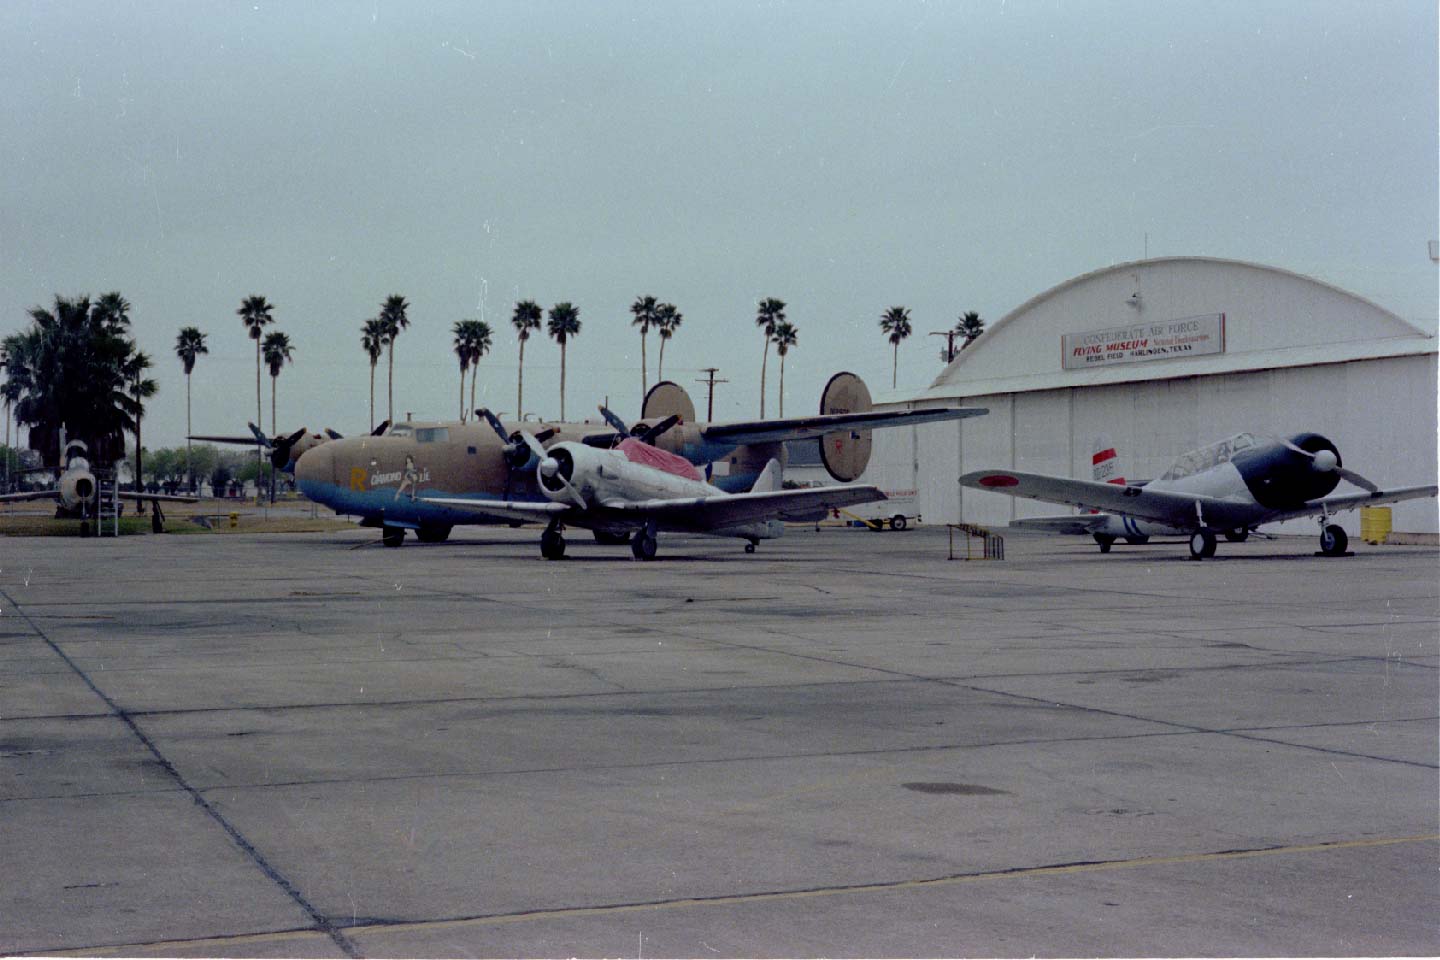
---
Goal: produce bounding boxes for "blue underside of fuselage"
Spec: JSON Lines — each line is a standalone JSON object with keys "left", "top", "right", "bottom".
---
{"left": 297, "top": 479, "right": 530, "bottom": 528}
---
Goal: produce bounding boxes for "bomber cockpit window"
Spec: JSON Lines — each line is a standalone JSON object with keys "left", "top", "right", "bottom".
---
{"left": 387, "top": 426, "right": 413, "bottom": 438}
{"left": 415, "top": 427, "right": 450, "bottom": 443}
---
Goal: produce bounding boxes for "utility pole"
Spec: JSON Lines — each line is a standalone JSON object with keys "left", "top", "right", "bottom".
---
{"left": 695, "top": 368, "right": 728, "bottom": 421}
{"left": 929, "top": 330, "right": 961, "bottom": 364}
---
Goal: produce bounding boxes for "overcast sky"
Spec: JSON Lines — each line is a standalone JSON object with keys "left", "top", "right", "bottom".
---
{"left": 2, "top": 1, "right": 1435, "bottom": 449}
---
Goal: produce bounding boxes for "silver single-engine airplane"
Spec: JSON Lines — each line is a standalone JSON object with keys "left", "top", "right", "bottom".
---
{"left": 0, "top": 439, "right": 197, "bottom": 534}
{"left": 423, "top": 430, "right": 886, "bottom": 559}
{"left": 960, "top": 431, "right": 1438, "bottom": 560}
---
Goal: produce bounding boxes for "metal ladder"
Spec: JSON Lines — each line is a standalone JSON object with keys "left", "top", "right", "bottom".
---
{"left": 95, "top": 469, "right": 120, "bottom": 537}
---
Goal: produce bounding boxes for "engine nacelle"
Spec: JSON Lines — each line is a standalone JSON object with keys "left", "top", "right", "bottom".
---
{"left": 536, "top": 442, "right": 604, "bottom": 506}
{"left": 58, "top": 459, "right": 96, "bottom": 511}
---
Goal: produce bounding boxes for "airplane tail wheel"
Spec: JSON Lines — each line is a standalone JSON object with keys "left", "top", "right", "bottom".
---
{"left": 1224, "top": 529, "right": 1249, "bottom": 543}
{"left": 540, "top": 529, "right": 566, "bottom": 560}
{"left": 381, "top": 525, "right": 406, "bottom": 547}
{"left": 890, "top": 515, "right": 908, "bottom": 531}
{"left": 1320, "top": 524, "right": 1348, "bottom": 556}
{"left": 744, "top": 542, "right": 756, "bottom": 554}
{"left": 1094, "top": 533, "right": 1115, "bottom": 554}
{"left": 631, "top": 533, "right": 658, "bottom": 561}
{"left": 1189, "top": 530, "right": 1217, "bottom": 559}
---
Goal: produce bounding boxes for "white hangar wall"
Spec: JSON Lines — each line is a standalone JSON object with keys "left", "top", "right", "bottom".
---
{"left": 865, "top": 258, "right": 1438, "bottom": 534}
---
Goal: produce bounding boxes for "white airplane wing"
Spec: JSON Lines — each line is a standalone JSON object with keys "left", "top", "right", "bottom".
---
{"left": 127, "top": 492, "right": 200, "bottom": 504}
{"left": 0, "top": 490, "right": 60, "bottom": 504}
{"left": 703, "top": 408, "right": 986, "bottom": 445}
{"left": 959, "top": 470, "right": 1253, "bottom": 529}
{"left": 420, "top": 497, "right": 568, "bottom": 523}
{"left": 1261, "top": 484, "right": 1439, "bottom": 525}
{"left": 1008, "top": 514, "right": 1109, "bottom": 535}
{"left": 594, "top": 484, "right": 884, "bottom": 530}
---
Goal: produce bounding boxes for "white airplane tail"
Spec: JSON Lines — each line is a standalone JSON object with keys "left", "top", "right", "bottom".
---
{"left": 1092, "top": 435, "right": 1125, "bottom": 486}
{"left": 750, "top": 458, "right": 783, "bottom": 493}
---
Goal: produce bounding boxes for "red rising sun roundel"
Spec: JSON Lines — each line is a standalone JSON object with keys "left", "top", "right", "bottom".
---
{"left": 978, "top": 474, "right": 1020, "bottom": 487}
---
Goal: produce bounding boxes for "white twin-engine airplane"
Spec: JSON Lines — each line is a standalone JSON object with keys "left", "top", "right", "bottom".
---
{"left": 960, "top": 431, "right": 1437, "bottom": 560}
{"left": 422, "top": 432, "right": 885, "bottom": 560}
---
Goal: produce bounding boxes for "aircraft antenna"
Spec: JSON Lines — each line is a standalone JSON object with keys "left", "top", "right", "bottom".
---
{"left": 696, "top": 368, "right": 728, "bottom": 421}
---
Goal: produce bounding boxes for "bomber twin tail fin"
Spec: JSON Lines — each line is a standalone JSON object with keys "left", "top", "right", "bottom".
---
{"left": 749, "top": 458, "right": 783, "bottom": 494}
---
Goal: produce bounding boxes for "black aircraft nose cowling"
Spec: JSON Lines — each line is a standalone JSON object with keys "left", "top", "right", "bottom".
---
{"left": 1233, "top": 433, "right": 1342, "bottom": 510}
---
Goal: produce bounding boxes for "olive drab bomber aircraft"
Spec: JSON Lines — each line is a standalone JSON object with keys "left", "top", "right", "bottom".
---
{"left": 295, "top": 372, "right": 987, "bottom": 549}
{"left": 960, "top": 431, "right": 1438, "bottom": 560}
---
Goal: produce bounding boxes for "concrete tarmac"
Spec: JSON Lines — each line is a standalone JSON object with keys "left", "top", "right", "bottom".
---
{"left": 1, "top": 524, "right": 1435, "bottom": 957}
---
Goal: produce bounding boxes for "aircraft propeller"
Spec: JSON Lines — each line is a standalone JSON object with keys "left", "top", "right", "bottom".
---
{"left": 595, "top": 406, "right": 680, "bottom": 447}
{"left": 536, "top": 444, "right": 587, "bottom": 509}
{"left": 477, "top": 409, "right": 559, "bottom": 470}
{"left": 1280, "top": 437, "right": 1380, "bottom": 493}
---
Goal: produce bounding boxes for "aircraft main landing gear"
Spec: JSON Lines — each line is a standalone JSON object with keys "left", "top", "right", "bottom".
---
{"left": 1224, "top": 529, "right": 1249, "bottom": 543}
{"left": 540, "top": 523, "right": 566, "bottom": 560}
{"left": 1188, "top": 530, "right": 1217, "bottom": 559}
{"left": 744, "top": 540, "right": 757, "bottom": 554}
{"left": 381, "top": 525, "right": 406, "bottom": 547}
{"left": 631, "top": 527, "right": 658, "bottom": 561}
{"left": 1093, "top": 533, "right": 1115, "bottom": 554}
{"left": 1319, "top": 524, "right": 1349, "bottom": 557}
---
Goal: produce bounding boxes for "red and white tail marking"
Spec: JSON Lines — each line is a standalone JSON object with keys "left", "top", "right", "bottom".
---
{"left": 1089, "top": 437, "right": 1124, "bottom": 511}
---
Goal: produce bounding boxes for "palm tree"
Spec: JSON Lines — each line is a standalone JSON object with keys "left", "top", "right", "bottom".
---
{"left": 460, "top": 320, "right": 494, "bottom": 418}
{"left": 655, "top": 303, "right": 682, "bottom": 382}
{"left": 755, "top": 297, "right": 785, "bottom": 416}
{"left": 123, "top": 351, "right": 156, "bottom": 504}
{"left": 879, "top": 306, "right": 912, "bottom": 388}
{"left": 379, "top": 294, "right": 410, "bottom": 424}
{"left": 956, "top": 310, "right": 985, "bottom": 348}
{"left": 237, "top": 295, "right": 275, "bottom": 484}
{"left": 511, "top": 299, "right": 542, "bottom": 419}
{"left": 361, "top": 318, "right": 386, "bottom": 432}
{"left": 262, "top": 331, "right": 294, "bottom": 435}
{"left": 546, "top": 303, "right": 582, "bottom": 420}
{"left": 771, "top": 321, "right": 798, "bottom": 417}
{"left": 174, "top": 327, "right": 209, "bottom": 492}
{"left": 452, "top": 321, "right": 474, "bottom": 421}
{"left": 94, "top": 291, "right": 132, "bottom": 332}
{"left": 630, "top": 295, "right": 659, "bottom": 400}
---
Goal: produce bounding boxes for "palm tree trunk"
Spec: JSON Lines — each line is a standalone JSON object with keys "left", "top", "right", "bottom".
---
{"left": 470, "top": 366, "right": 477, "bottom": 421}
{"left": 459, "top": 361, "right": 465, "bottom": 421}
{"left": 760, "top": 339, "right": 770, "bottom": 417}
{"left": 256, "top": 339, "right": 263, "bottom": 498}
{"left": 779, "top": 355, "right": 786, "bottom": 417}
{"left": 640, "top": 332, "right": 648, "bottom": 402}
{"left": 892, "top": 343, "right": 898, "bottom": 389}
{"left": 387, "top": 343, "right": 395, "bottom": 424}
{"left": 270, "top": 373, "right": 278, "bottom": 504}
{"left": 185, "top": 373, "right": 193, "bottom": 493}
{"left": 658, "top": 339, "right": 666, "bottom": 382}
{"left": 517, "top": 340, "right": 526, "bottom": 420}
{"left": 560, "top": 343, "right": 567, "bottom": 421}
{"left": 368, "top": 362, "right": 375, "bottom": 432}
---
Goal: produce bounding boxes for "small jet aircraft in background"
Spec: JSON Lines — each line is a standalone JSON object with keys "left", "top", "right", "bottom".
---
{"left": 296, "top": 373, "right": 986, "bottom": 546}
{"left": 0, "top": 438, "right": 197, "bottom": 534}
{"left": 423, "top": 431, "right": 885, "bottom": 559}
{"left": 960, "top": 431, "right": 1437, "bottom": 559}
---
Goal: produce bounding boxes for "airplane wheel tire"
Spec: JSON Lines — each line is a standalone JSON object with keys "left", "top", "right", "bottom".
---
{"left": 1094, "top": 534, "right": 1114, "bottom": 554}
{"left": 631, "top": 533, "right": 658, "bottom": 561}
{"left": 890, "top": 515, "right": 908, "bottom": 531}
{"left": 1320, "top": 524, "right": 1348, "bottom": 556}
{"left": 151, "top": 512, "right": 163, "bottom": 534}
{"left": 381, "top": 526, "right": 406, "bottom": 547}
{"left": 1189, "top": 531, "right": 1217, "bottom": 559}
{"left": 416, "top": 524, "right": 452, "bottom": 543}
{"left": 744, "top": 542, "right": 756, "bottom": 554}
{"left": 79, "top": 520, "right": 91, "bottom": 538}
{"left": 540, "top": 530, "right": 566, "bottom": 560}
{"left": 1224, "top": 529, "right": 1249, "bottom": 543}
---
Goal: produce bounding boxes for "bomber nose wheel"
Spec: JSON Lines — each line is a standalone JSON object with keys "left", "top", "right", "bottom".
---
{"left": 1189, "top": 530, "right": 1217, "bottom": 559}
{"left": 1093, "top": 533, "right": 1115, "bottom": 554}
{"left": 381, "top": 525, "right": 406, "bottom": 547}
{"left": 744, "top": 541, "right": 757, "bottom": 554}
{"left": 1319, "top": 524, "right": 1349, "bottom": 556}
{"left": 540, "top": 527, "right": 567, "bottom": 560}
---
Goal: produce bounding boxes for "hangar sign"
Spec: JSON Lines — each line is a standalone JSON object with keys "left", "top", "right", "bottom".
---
{"left": 1062, "top": 313, "right": 1225, "bottom": 370}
